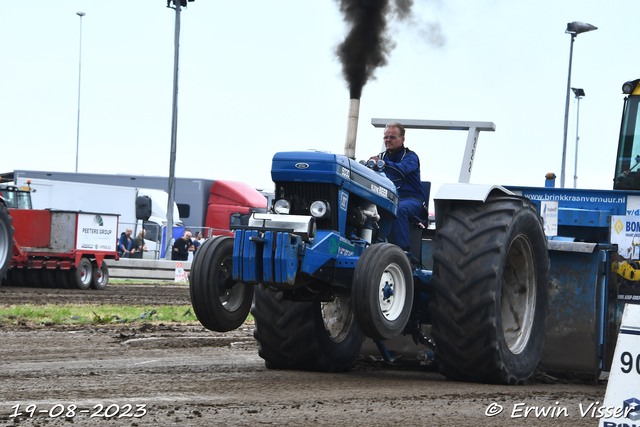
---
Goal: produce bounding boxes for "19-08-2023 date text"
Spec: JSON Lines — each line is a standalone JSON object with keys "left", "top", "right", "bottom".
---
{"left": 10, "top": 403, "right": 147, "bottom": 419}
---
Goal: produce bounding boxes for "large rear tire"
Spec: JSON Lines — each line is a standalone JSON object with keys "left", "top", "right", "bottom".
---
{"left": 430, "top": 196, "right": 549, "bottom": 385}
{"left": 0, "top": 203, "right": 14, "bottom": 283}
{"left": 252, "top": 286, "right": 365, "bottom": 372}
{"left": 351, "top": 243, "right": 413, "bottom": 341}
{"left": 190, "top": 236, "right": 254, "bottom": 332}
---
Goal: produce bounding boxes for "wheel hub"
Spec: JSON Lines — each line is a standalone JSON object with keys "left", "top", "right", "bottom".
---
{"left": 377, "top": 264, "right": 406, "bottom": 321}
{"left": 321, "top": 296, "right": 355, "bottom": 343}
{"left": 382, "top": 282, "right": 394, "bottom": 300}
{"left": 501, "top": 235, "right": 536, "bottom": 355}
{"left": 217, "top": 259, "right": 245, "bottom": 312}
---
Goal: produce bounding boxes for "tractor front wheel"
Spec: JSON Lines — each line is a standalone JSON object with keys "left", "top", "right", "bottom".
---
{"left": 190, "top": 236, "right": 254, "bottom": 332}
{"left": 351, "top": 243, "right": 413, "bottom": 341}
{"left": 430, "top": 196, "right": 550, "bottom": 385}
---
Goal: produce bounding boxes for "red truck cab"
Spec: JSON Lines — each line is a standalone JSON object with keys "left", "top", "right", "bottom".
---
{"left": 205, "top": 180, "right": 268, "bottom": 237}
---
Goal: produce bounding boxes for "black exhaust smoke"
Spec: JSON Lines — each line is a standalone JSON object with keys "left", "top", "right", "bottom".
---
{"left": 336, "top": 0, "right": 414, "bottom": 99}
{"left": 337, "top": 0, "right": 414, "bottom": 157}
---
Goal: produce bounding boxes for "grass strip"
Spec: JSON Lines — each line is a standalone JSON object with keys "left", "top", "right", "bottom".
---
{"left": 0, "top": 304, "right": 197, "bottom": 325}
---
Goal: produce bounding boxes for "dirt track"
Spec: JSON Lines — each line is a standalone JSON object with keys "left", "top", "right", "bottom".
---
{"left": 0, "top": 283, "right": 607, "bottom": 426}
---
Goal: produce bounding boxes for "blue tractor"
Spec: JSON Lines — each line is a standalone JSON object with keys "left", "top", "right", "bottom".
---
{"left": 191, "top": 141, "right": 550, "bottom": 385}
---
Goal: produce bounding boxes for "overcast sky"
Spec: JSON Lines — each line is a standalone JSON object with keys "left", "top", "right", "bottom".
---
{"left": 1, "top": 1, "right": 634, "bottom": 206}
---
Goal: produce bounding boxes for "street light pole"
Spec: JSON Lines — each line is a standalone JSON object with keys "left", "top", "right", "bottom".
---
{"left": 560, "top": 21, "right": 596, "bottom": 188}
{"left": 571, "top": 88, "right": 585, "bottom": 189}
{"left": 75, "top": 11, "right": 85, "bottom": 173}
{"left": 164, "top": 0, "right": 186, "bottom": 259}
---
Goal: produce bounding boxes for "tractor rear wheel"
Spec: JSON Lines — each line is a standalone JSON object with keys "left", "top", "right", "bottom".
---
{"left": 190, "top": 236, "right": 254, "bottom": 332}
{"left": 430, "top": 196, "right": 549, "bottom": 385}
{"left": 351, "top": 243, "right": 413, "bottom": 341}
{"left": 0, "top": 203, "right": 14, "bottom": 283}
{"left": 252, "top": 286, "right": 365, "bottom": 372}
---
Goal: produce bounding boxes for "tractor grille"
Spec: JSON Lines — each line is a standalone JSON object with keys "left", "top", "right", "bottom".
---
{"left": 274, "top": 181, "right": 339, "bottom": 231}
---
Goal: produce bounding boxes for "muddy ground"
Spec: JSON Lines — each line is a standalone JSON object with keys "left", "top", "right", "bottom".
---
{"left": 0, "top": 283, "right": 607, "bottom": 426}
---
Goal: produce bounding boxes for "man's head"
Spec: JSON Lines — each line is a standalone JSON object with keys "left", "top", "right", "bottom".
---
{"left": 125, "top": 228, "right": 133, "bottom": 237}
{"left": 183, "top": 231, "right": 192, "bottom": 240}
{"left": 384, "top": 122, "right": 405, "bottom": 156}
{"left": 137, "top": 229, "right": 146, "bottom": 237}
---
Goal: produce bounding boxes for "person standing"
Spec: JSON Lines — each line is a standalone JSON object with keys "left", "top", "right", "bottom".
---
{"left": 192, "top": 231, "right": 203, "bottom": 252}
{"left": 172, "top": 230, "right": 194, "bottom": 261}
{"left": 370, "top": 122, "right": 426, "bottom": 252}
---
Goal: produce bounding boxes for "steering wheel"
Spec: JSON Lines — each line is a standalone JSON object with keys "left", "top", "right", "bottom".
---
{"left": 364, "top": 159, "right": 405, "bottom": 190}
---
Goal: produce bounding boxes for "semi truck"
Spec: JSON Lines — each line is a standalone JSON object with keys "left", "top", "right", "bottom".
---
{"left": 12, "top": 177, "right": 182, "bottom": 259}
{"left": 187, "top": 77, "right": 640, "bottom": 385}
{"left": 10, "top": 171, "right": 268, "bottom": 238}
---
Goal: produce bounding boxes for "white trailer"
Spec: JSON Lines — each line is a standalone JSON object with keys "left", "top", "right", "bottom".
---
{"left": 14, "top": 177, "right": 182, "bottom": 259}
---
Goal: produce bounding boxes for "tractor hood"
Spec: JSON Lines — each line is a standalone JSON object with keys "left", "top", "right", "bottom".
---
{"left": 271, "top": 151, "right": 398, "bottom": 214}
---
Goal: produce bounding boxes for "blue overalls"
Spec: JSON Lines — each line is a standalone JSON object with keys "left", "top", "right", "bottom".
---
{"left": 380, "top": 147, "right": 426, "bottom": 251}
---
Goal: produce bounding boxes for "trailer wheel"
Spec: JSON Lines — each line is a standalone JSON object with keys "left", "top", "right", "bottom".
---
{"left": 190, "top": 236, "right": 254, "bottom": 332}
{"left": 91, "top": 263, "right": 109, "bottom": 290}
{"left": 351, "top": 243, "right": 413, "bottom": 341}
{"left": 430, "top": 196, "right": 550, "bottom": 385}
{"left": 0, "top": 202, "right": 14, "bottom": 283}
{"left": 252, "top": 286, "right": 365, "bottom": 372}
{"left": 74, "top": 258, "right": 93, "bottom": 290}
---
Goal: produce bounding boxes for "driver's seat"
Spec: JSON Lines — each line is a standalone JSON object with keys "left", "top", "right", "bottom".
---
{"left": 387, "top": 181, "right": 430, "bottom": 264}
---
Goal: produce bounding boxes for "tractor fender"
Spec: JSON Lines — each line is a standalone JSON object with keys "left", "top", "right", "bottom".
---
{"left": 433, "top": 183, "right": 514, "bottom": 229}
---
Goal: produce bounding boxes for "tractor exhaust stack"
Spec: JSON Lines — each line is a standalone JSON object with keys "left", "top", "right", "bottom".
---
{"left": 344, "top": 98, "right": 360, "bottom": 159}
